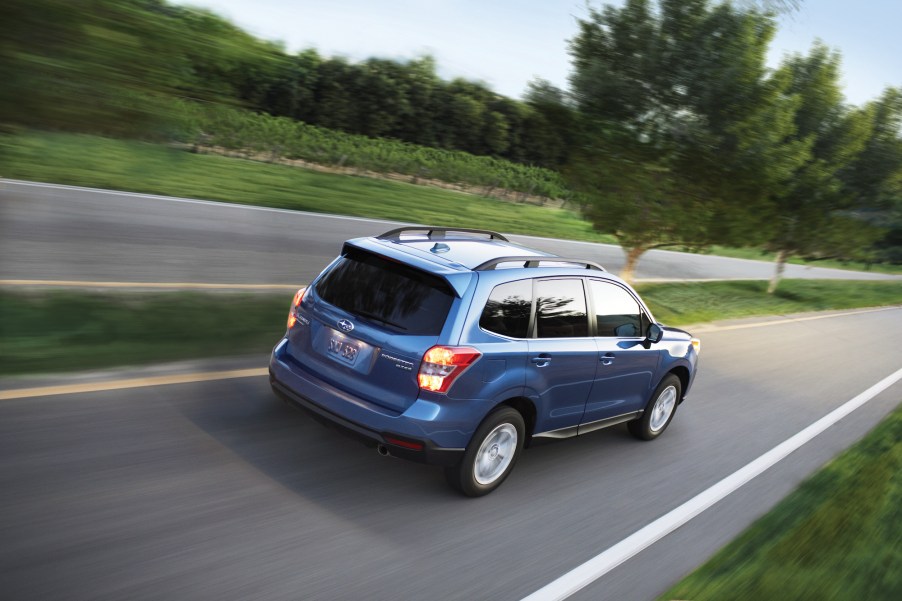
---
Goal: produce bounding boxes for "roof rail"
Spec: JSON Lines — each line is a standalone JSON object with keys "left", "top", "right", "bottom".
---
{"left": 377, "top": 226, "right": 509, "bottom": 242}
{"left": 474, "top": 256, "right": 606, "bottom": 272}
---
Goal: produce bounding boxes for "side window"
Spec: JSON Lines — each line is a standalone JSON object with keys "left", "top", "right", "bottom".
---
{"left": 479, "top": 280, "right": 532, "bottom": 338}
{"left": 588, "top": 280, "right": 643, "bottom": 337}
{"left": 535, "top": 279, "right": 588, "bottom": 338}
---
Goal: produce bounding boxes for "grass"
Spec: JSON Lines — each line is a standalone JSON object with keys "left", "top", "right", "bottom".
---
{"left": 0, "top": 290, "right": 290, "bottom": 376}
{"left": 0, "top": 131, "right": 612, "bottom": 243}
{"left": 660, "top": 401, "right": 902, "bottom": 601}
{"left": 636, "top": 279, "right": 902, "bottom": 326}
{"left": 1, "top": 280, "right": 900, "bottom": 376}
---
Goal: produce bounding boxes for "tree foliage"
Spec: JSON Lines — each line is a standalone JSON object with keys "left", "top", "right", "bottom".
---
{"left": 566, "top": 0, "right": 804, "bottom": 280}
{"left": 840, "top": 88, "right": 902, "bottom": 264}
{"left": 761, "top": 44, "right": 886, "bottom": 291}
{"left": 0, "top": 0, "right": 574, "bottom": 167}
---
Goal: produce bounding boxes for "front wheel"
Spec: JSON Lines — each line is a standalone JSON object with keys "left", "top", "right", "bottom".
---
{"left": 446, "top": 407, "right": 525, "bottom": 497}
{"left": 628, "top": 374, "right": 681, "bottom": 441}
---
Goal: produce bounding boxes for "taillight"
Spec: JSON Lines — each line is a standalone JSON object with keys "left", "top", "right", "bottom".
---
{"left": 286, "top": 287, "right": 306, "bottom": 329}
{"left": 417, "top": 346, "right": 481, "bottom": 393}
{"left": 384, "top": 436, "right": 424, "bottom": 451}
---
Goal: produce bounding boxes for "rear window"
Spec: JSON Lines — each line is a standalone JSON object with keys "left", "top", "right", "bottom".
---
{"left": 315, "top": 248, "right": 453, "bottom": 335}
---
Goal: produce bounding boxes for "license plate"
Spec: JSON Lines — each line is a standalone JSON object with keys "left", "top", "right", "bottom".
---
{"left": 327, "top": 336, "right": 359, "bottom": 365}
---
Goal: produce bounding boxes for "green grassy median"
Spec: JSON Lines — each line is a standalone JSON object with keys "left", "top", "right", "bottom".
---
{"left": 0, "top": 290, "right": 289, "bottom": 376}
{"left": 636, "top": 279, "right": 902, "bottom": 326}
{"left": 1, "top": 279, "right": 900, "bottom": 377}
{"left": 660, "top": 401, "right": 902, "bottom": 601}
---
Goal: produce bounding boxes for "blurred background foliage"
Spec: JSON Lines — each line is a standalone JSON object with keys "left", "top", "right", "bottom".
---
{"left": 1, "top": 0, "right": 901, "bottom": 285}
{"left": 0, "top": 0, "right": 574, "bottom": 167}
{"left": 564, "top": 0, "right": 902, "bottom": 287}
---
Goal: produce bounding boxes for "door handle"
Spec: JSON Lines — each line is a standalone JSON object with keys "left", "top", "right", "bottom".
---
{"left": 600, "top": 353, "right": 616, "bottom": 366}
{"left": 531, "top": 354, "right": 552, "bottom": 367}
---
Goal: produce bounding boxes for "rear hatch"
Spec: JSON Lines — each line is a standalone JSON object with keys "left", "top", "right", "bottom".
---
{"left": 286, "top": 246, "right": 456, "bottom": 414}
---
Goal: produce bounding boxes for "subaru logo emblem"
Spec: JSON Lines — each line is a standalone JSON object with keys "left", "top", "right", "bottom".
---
{"left": 338, "top": 319, "right": 354, "bottom": 333}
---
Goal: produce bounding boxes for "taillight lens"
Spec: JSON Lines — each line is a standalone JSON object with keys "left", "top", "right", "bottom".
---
{"left": 417, "top": 346, "right": 481, "bottom": 393}
{"left": 286, "top": 287, "right": 307, "bottom": 329}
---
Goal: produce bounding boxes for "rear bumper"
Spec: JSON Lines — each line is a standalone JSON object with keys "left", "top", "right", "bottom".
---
{"left": 269, "top": 341, "right": 465, "bottom": 467}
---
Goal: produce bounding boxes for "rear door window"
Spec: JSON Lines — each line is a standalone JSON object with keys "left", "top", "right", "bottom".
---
{"left": 535, "top": 279, "right": 588, "bottom": 338}
{"left": 480, "top": 279, "right": 533, "bottom": 338}
{"left": 314, "top": 248, "right": 453, "bottom": 335}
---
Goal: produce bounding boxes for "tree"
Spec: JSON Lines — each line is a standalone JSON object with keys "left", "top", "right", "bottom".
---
{"left": 566, "top": 0, "right": 803, "bottom": 281}
{"left": 352, "top": 59, "right": 412, "bottom": 137}
{"left": 763, "top": 44, "right": 876, "bottom": 293}
{"left": 521, "top": 79, "right": 577, "bottom": 167}
{"left": 436, "top": 80, "right": 488, "bottom": 152}
{"left": 264, "top": 48, "right": 321, "bottom": 123}
{"left": 309, "top": 57, "right": 359, "bottom": 132}
{"left": 386, "top": 56, "right": 442, "bottom": 147}
{"left": 840, "top": 88, "right": 902, "bottom": 264}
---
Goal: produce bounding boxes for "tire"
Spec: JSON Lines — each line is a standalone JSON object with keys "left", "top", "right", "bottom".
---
{"left": 445, "top": 406, "right": 525, "bottom": 497}
{"left": 628, "top": 374, "right": 681, "bottom": 441}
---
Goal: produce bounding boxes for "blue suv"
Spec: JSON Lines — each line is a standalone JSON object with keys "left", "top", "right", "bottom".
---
{"left": 269, "top": 227, "right": 699, "bottom": 496}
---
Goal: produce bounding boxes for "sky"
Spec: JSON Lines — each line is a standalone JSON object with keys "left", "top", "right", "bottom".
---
{"left": 173, "top": 0, "right": 901, "bottom": 106}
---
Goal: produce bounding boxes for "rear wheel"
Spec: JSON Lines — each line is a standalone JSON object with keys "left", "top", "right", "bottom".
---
{"left": 628, "top": 374, "right": 681, "bottom": 441}
{"left": 446, "top": 407, "right": 525, "bottom": 497}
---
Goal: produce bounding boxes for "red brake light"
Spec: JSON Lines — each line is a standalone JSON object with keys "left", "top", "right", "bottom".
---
{"left": 417, "top": 346, "right": 481, "bottom": 393}
{"left": 286, "top": 287, "right": 307, "bottom": 329}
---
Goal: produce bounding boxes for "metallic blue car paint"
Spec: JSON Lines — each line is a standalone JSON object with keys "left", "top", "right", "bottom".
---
{"left": 582, "top": 337, "right": 661, "bottom": 423}
{"left": 274, "top": 342, "right": 488, "bottom": 449}
{"left": 270, "top": 232, "right": 699, "bottom": 463}
{"left": 525, "top": 337, "right": 598, "bottom": 433}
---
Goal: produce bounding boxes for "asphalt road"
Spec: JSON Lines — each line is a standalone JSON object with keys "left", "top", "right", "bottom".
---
{"left": 2, "top": 308, "right": 901, "bottom": 600}
{"left": 2, "top": 179, "right": 902, "bottom": 599}
{"left": 3, "top": 179, "right": 900, "bottom": 285}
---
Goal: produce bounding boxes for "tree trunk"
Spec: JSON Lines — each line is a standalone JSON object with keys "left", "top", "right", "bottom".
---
{"left": 619, "top": 246, "right": 645, "bottom": 284}
{"left": 767, "top": 249, "right": 788, "bottom": 294}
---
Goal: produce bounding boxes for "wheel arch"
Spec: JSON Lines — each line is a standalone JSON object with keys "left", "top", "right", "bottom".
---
{"left": 498, "top": 396, "right": 537, "bottom": 443}
{"left": 667, "top": 365, "right": 691, "bottom": 402}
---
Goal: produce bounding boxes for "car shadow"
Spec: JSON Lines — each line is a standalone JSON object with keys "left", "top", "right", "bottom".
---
{"left": 171, "top": 373, "right": 704, "bottom": 543}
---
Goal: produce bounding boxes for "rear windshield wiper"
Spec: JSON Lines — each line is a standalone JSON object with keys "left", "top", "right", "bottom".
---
{"left": 352, "top": 309, "right": 409, "bottom": 331}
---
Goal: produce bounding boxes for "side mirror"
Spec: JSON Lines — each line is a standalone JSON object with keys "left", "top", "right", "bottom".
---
{"left": 646, "top": 323, "right": 664, "bottom": 344}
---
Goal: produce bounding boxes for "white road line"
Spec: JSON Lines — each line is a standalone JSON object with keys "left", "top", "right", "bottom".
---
{"left": 521, "top": 365, "right": 902, "bottom": 601}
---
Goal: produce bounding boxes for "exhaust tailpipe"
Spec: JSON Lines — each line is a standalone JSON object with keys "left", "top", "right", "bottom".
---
{"left": 377, "top": 444, "right": 390, "bottom": 457}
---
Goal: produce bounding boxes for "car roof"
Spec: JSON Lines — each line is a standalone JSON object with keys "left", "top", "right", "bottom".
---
{"left": 359, "top": 226, "right": 605, "bottom": 270}
{"left": 373, "top": 234, "right": 550, "bottom": 271}
{"left": 343, "top": 227, "right": 610, "bottom": 296}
